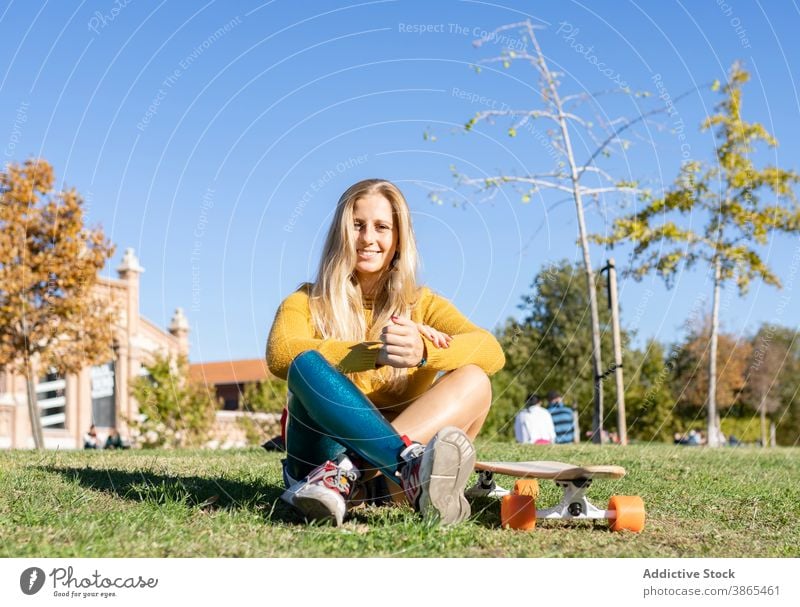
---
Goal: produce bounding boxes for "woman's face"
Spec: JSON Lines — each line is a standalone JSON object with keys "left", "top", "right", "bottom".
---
{"left": 352, "top": 193, "right": 398, "bottom": 287}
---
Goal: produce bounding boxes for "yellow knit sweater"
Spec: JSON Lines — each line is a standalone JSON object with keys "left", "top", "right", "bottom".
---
{"left": 266, "top": 284, "right": 505, "bottom": 409}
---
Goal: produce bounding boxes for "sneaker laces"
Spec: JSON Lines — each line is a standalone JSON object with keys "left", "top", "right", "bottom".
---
{"left": 399, "top": 442, "right": 424, "bottom": 464}
{"left": 324, "top": 463, "right": 358, "bottom": 496}
{"left": 398, "top": 442, "right": 425, "bottom": 507}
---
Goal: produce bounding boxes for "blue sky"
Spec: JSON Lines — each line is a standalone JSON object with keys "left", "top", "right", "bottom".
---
{"left": 2, "top": 1, "right": 799, "bottom": 363}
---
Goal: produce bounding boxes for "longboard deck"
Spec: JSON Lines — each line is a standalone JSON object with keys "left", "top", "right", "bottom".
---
{"left": 475, "top": 460, "right": 626, "bottom": 481}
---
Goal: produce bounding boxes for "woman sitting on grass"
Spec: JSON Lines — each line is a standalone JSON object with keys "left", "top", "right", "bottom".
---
{"left": 266, "top": 178, "right": 505, "bottom": 526}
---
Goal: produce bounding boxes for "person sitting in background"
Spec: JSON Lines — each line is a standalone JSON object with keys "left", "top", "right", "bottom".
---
{"left": 514, "top": 393, "right": 556, "bottom": 445}
{"left": 104, "top": 427, "right": 127, "bottom": 450}
{"left": 83, "top": 425, "right": 99, "bottom": 449}
{"left": 546, "top": 390, "right": 576, "bottom": 444}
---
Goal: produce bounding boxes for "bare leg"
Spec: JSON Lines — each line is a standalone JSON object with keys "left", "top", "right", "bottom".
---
{"left": 369, "top": 365, "right": 491, "bottom": 505}
{"left": 390, "top": 364, "right": 493, "bottom": 443}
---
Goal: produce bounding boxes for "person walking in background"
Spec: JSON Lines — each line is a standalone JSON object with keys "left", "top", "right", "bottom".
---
{"left": 514, "top": 393, "right": 556, "bottom": 444}
{"left": 546, "top": 390, "right": 576, "bottom": 444}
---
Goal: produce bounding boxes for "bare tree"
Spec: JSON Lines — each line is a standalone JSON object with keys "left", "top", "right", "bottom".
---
{"left": 446, "top": 20, "right": 696, "bottom": 442}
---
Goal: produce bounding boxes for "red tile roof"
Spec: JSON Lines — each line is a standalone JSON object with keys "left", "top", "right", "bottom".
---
{"left": 189, "top": 359, "right": 274, "bottom": 385}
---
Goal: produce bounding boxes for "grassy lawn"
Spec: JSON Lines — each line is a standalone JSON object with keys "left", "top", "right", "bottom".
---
{"left": 1, "top": 443, "right": 798, "bottom": 558}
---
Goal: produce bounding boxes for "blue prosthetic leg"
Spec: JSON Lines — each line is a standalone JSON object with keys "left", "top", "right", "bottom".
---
{"left": 285, "top": 350, "right": 406, "bottom": 483}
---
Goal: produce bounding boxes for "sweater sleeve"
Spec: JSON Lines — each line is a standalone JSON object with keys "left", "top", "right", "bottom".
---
{"left": 266, "top": 288, "right": 381, "bottom": 380}
{"left": 416, "top": 289, "right": 506, "bottom": 376}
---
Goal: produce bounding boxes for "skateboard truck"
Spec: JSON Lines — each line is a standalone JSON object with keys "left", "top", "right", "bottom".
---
{"left": 539, "top": 478, "right": 612, "bottom": 521}
{"left": 465, "top": 470, "right": 512, "bottom": 499}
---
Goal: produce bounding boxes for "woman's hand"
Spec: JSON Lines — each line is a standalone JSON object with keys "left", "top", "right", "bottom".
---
{"left": 416, "top": 322, "right": 451, "bottom": 349}
{"left": 376, "top": 316, "right": 426, "bottom": 368}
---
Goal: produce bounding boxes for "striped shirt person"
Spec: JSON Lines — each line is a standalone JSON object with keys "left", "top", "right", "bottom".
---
{"left": 546, "top": 390, "right": 575, "bottom": 444}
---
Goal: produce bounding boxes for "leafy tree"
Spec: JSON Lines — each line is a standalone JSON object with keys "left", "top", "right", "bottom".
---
{"left": 624, "top": 340, "right": 676, "bottom": 442}
{"left": 744, "top": 325, "right": 792, "bottom": 445}
{"left": 129, "top": 352, "right": 219, "bottom": 448}
{"left": 484, "top": 318, "right": 541, "bottom": 440}
{"left": 744, "top": 324, "right": 800, "bottom": 446}
{"left": 776, "top": 392, "right": 800, "bottom": 447}
{"left": 241, "top": 378, "right": 287, "bottom": 414}
{"left": 598, "top": 63, "right": 800, "bottom": 446}
{"left": 487, "top": 260, "right": 620, "bottom": 439}
{"left": 236, "top": 378, "right": 288, "bottom": 444}
{"left": 0, "top": 159, "right": 116, "bottom": 449}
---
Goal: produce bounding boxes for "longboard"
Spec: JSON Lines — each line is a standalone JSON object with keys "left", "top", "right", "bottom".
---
{"left": 472, "top": 459, "right": 644, "bottom": 533}
{"left": 475, "top": 460, "right": 625, "bottom": 481}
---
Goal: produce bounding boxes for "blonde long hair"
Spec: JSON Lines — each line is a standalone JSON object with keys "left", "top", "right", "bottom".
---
{"left": 307, "top": 179, "right": 421, "bottom": 394}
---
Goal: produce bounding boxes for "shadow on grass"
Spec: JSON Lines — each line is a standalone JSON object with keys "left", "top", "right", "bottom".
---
{"left": 39, "top": 465, "right": 302, "bottom": 524}
{"left": 40, "top": 465, "right": 517, "bottom": 530}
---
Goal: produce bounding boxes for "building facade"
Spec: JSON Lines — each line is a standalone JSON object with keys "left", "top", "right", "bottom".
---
{"left": 0, "top": 249, "right": 189, "bottom": 449}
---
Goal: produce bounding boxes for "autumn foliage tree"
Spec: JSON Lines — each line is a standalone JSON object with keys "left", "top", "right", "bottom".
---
{"left": 0, "top": 159, "right": 116, "bottom": 449}
{"left": 671, "top": 321, "right": 752, "bottom": 415}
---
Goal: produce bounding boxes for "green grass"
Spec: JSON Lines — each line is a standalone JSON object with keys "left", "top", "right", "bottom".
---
{"left": 1, "top": 443, "right": 798, "bottom": 557}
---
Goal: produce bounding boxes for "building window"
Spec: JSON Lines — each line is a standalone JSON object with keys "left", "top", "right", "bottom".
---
{"left": 91, "top": 362, "right": 116, "bottom": 427}
{"left": 36, "top": 368, "right": 66, "bottom": 429}
{"left": 217, "top": 383, "right": 243, "bottom": 410}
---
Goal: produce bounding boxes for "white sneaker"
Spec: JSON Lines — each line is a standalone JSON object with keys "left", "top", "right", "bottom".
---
{"left": 465, "top": 470, "right": 511, "bottom": 498}
{"left": 280, "top": 456, "right": 360, "bottom": 526}
{"left": 399, "top": 426, "right": 476, "bottom": 525}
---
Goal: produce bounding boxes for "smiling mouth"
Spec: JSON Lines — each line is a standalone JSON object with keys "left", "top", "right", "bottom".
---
{"left": 358, "top": 250, "right": 381, "bottom": 258}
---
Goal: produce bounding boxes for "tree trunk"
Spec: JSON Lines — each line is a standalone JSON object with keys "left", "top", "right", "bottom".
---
{"left": 537, "top": 41, "right": 604, "bottom": 443}
{"left": 707, "top": 258, "right": 722, "bottom": 448}
{"left": 608, "top": 258, "right": 627, "bottom": 445}
{"left": 583, "top": 239, "right": 605, "bottom": 444}
{"left": 24, "top": 354, "right": 44, "bottom": 450}
{"left": 759, "top": 398, "right": 767, "bottom": 448}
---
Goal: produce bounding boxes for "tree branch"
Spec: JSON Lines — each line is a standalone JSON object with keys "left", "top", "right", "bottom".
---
{"left": 577, "top": 83, "right": 714, "bottom": 180}
{"left": 460, "top": 174, "right": 574, "bottom": 194}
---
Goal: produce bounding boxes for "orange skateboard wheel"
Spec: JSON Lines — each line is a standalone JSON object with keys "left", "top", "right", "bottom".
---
{"left": 608, "top": 495, "right": 645, "bottom": 533}
{"left": 501, "top": 494, "right": 536, "bottom": 530}
{"left": 513, "top": 479, "right": 540, "bottom": 498}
